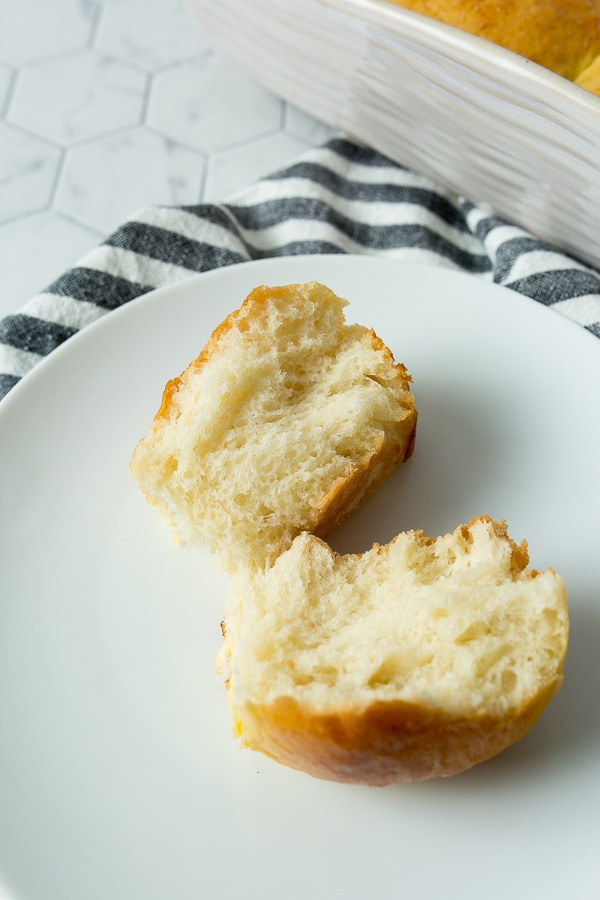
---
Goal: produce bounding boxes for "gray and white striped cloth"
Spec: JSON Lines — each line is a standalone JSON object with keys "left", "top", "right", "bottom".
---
{"left": 2, "top": 137, "right": 600, "bottom": 401}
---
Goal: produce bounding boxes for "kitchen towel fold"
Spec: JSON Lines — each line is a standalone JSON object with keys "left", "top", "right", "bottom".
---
{"left": 1, "top": 136, "right": 600, "bottom": 402}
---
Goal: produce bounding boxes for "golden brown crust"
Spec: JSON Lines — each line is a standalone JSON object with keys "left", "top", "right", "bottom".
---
{"left": 154, "top": 286, "right": 271, "bottom": 422}
{"left": 227, "top": 516, "right": 568, "bottom": 783}
{"left": 236, "top": 676, "right": 563, "bottom": 785}
{"left": 310, "top": 431, "right": 412, "bottom": 539}
{"left": 134, "top": 281, "right": 418, "bottom": 568}
{"left": 307, "top": 325, "right": 416, "bottom": 537}
{"left": 387, "top": 0, "right": 600, "bottom": 93}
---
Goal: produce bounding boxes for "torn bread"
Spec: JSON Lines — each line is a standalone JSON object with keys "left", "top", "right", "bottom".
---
{"left": 130, "top": 281, "right": 417, "bottom": 573}
{"left": 223, "top": 516, "right": 568, "bottom": 785}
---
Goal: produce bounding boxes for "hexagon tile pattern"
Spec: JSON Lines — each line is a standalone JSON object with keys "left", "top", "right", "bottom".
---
{"left": 0, "top": 0, "right": 335, "bottom": 315}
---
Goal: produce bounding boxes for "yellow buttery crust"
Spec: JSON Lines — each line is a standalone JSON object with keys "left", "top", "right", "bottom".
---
{"left": 226, "top": 517, "right": 569, "bottom": 784}
{"left": 236, "top": 679, "right": 561, "bottom": 785}
{"left": 131, "top": 281, "right": 417, "bottom": 573}
{"left": 386, "top": 0, "right": 600, "bottom": 94}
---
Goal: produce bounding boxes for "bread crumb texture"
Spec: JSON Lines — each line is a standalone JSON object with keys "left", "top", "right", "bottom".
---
{"left": 130, "top": 281, "right": 569, "bottom": 785}
{"left": 386, "top": 0, "right": 600, "bottom": 95}
{"left": 130, "top": 281, "right": 417, "bottom": 574}
{"left": 226, "top": 516, "right": 568, "bottom": 784}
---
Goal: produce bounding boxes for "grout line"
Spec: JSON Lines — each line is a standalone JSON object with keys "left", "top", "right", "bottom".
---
{"left": 47, "top": 146, "right": 67, "bottom": 212}
{"left": 87, "top": 0, "right": 104, "bottom": 47}
{"left": 143, "top": 120, "right": 211, "bottom": 157}
{"left": 197, "top": 155, "right": 209, "bottom": 203}
{"left": 50, "top": 208, "right": 107, "bottom": 242}
{"left": 0, "top": 117, "right": 64, "bottom": 151}
{"left": 0, "top": 66, "right": 16, "bottom": 118}
{"left": 139, "top": 71, "right": 154, "bottom": 125}
{"left": 0, "top": 201, "right": 105, "bottom": 240}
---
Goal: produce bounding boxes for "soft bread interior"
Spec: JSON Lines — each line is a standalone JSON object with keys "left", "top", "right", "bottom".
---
{"left": 224, "top": 516, "right": 568, "bottom": 782}
{"left": 130, "top": 281, "right": 568, "bottom": 784}
{"left": 130, "top": 281, "right": 417, "bottom": 573}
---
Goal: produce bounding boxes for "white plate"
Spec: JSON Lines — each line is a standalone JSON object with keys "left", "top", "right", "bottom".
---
{"left": 1, "top": 256, "right": 599, "bottom": 900}
{"left": 188, "top": 0, "right": 600, "bottom": 270}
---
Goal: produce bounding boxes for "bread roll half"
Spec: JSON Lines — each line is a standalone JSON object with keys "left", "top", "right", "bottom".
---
{"left": 223, "top": 516, "right": 568, "bottom": 784}
{"left": 130, "top": 281, "right": 417, "bottom": 573}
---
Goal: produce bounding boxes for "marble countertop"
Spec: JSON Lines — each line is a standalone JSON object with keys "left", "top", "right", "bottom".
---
{"left": 0, "top": 0, "right": 335, "bottom": 320}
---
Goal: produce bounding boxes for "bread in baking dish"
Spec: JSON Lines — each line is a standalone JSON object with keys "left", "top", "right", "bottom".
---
{"left": 222, "top": 516, "right": 568, "bottom": 784}
{"left": 386, "top": 0, "right": 600, "bottom": 95}
{"left": 130, "top": 281, "right": 417, "bottom": 574}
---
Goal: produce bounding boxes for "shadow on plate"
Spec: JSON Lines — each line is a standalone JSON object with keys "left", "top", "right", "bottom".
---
{"left": 328, "top": 377, "right": 514, "bottom": 554}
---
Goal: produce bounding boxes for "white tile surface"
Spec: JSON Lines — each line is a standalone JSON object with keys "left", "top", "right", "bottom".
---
{"left": 147, "top": 56, "right": 284, "bottom": 153}
{"left": 0, "top": 0, "right": 333, "bottom": 319}
{"left": 56, "top": 127, "right": 206, "bottom": 233}
{"left": 0, "top": 0, "right": 97, "bottom": 65}
{"left": 0, "top": 63, "right": 13, "bottom": 114}
{"left": 95, "top": 0, "right": 210, "bottom": 71}
{"left": 0, "top": 123, "right": 61, "bottom": 224}
{"left": 8, "top": 49, "right": 147, "bottom": 145}
{"left": 204, "top": 131, "right": 314, "bottom": 202}
{"left": 0, "top": 211, "right": 102, "bottom": 308}
{"left": 284, "top": 104, "right": 337, "bottom": 146}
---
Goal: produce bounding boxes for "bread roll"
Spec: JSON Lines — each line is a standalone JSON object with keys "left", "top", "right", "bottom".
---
{"left": 387, "top": 0, "right": 600, "bottom": 95}
{"left": 223, "top": 516, "right": 568, "bottom": 784}
{"left": 130, "top": 281, "right": 417, "bottom": 573}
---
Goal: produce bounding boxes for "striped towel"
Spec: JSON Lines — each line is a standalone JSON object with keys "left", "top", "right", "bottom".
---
{"left": 1, "top": 137, "right": 599, "bottom": 402}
